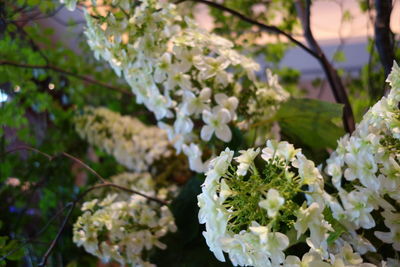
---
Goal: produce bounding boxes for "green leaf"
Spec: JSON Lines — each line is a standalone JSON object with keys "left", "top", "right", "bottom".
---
{"left": 333, "top": 50, "right": 346, "bottom": 63}
{"left": 4, "top": 240, "right": 24, "bottom": 260}
{"left": 342, "top": 10, "right": 353, "bottom": 22}
{"left": 276, "top": 98, "right": 344, "bottom": 149}
{"left": 170, "top": 176, "right": 203, "bottom": 244}
{"left": 0, "top": 236, "right": 8, "bottom": 248}
{"left": 323, "top": 207, "right": 347, "bottom": 245}
{"left": 27, "top": 0, "right": 40, "bottom": 5}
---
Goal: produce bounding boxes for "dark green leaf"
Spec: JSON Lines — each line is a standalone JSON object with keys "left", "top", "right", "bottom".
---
{"left": 277, "top": 98, "right": 344, "bottom": 149}
{"left": 170, "top": 176, "right": 203, "bottom": 244}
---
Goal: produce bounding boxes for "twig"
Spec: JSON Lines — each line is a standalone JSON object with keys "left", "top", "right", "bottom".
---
{"left": 8, "top": 5, "right": 65, "bottom": 24}
{"left": 38, "top": 203, "right": 74, "bottom": 267}
{"left": 374, "top": 0, "right": 394, "bottom": 96}
{"left": 175, "top": 0, "right": 319, "bottom": 60}
{"left": 177, "top": 0, "right": 355, "bottom": 133}
{"left": 37, "top": 181, "right": 168, "bottom": 266}
{"left": 5, "top": 145, "right": 169, "bottom": 265}
{"left": 11, "top": 22, "right": 50, "bottom": 65}
{"left": 295, "top": 0, "right": 355, "bottom": 133}
{"left": 5, "top": 146, "right": 167, "bottom": 205}
{"left": 0, "top": 203, "right": 72, "bottom": 262}
{"left": 61, "top": 152, "right": 107, "bottom": 183}
{"left": 5, "top": 145, "right": 53, "bottom": 160}
{"left": 0, "top": 60, "right": 133, "bottom": 96}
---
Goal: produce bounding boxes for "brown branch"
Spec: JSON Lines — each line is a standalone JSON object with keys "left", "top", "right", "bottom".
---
{"left": 11, "top": 22, "right": 50, "bottom": 65}
{"left": 36, "top": 180, "right": 170, "bottom": 266}
{"left": 5, "top": 145, "right": 167, "bottom": 205}
{"left": 0, "top": 203, "right": 73, "bottom": 263}
{"left": 0, "top": 60, "right": 133, "bottom": 96}
{"left": 374, "top": 0, "right": 394, "bottom": 96}
{"left": 38, "top": 203, "right": 74, "bottom": 267}
{"left": 176, "top": 0, "right": 355, "bottom": 133}
{"left": 8, "top": 5, "right": 65, "bottom": 24}
{"left": 5, "top": 146, "right": 169, "bottom": 266}
{"left": 61, "top": 152, "right": 107, "bottom": 183}
{"left": 175, "top": 0, "right": 319, "bottom": 60}
{"left": 295, "top": 0, "right": 355, "bottom": 133}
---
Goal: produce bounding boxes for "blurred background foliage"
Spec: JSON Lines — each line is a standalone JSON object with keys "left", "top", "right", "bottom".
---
{"left": 0, "top": 0, "right": 398, "bottom": 266}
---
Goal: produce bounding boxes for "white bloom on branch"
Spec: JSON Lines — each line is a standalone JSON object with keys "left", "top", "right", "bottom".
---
{"left": 73, "top": 171, "right": 177, "bottom": 266}
{"left": 66, "top": 0, "right": 289, "bottom": 173}
{"left": 198, "top": 140, "right": 331, "bottom": 266}
{"left": 75, "top": 107, "right": 172, "bottom": 172}
{"left": 259, "top": 188, "right": 285, "bottom": 218}
{"left": 235, "top": 147, "right": 260, "bottom": 176}
{"left": 201, "top": 108, "right": 232, "bottom": 142}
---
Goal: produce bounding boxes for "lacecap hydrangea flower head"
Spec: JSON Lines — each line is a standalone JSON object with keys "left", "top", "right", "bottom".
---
{"left": 63, "top": 0, "right": 289, "bottom": 173}
{"left": 73, "top": 172, "right": 177, "bottom": 266}
{"left": 325, "top": 62, "right": 400, "bottom": 258}
{"left": 197, "top": 140, "right": 334, "bottom": 266}
{"left": 75, "top": 107, "right": 173, "bottom": 173}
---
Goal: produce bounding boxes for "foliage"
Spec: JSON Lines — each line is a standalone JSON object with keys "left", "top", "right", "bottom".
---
{"left": 0, "top": 0, "right": 399, "bottom": 266}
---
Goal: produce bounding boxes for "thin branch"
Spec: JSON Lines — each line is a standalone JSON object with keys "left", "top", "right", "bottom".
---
{"left": 5, "top": 145, "right": 53, "bottom": 160}
{"left": 8, "top": 5, "right": 65, "bottom": 24}
{"left": 175, "top": 0, "right": 319, "bottom": 60}
{"left": 38, "top": 204, "right": 74, "bottom": 267}
{"left": 5, "top": 146, "right": 167, "bottom": 205}
{"left": 5, "top": 146, "right": 168, "bottom": 265}
{"left": 0, "top": 203, "right": 73, "bottom": 262}
{"left": 295, "top": 0, "right": 355, "bottom": 133}
{"left": 0, "top": 60, "right": 133, "bottom": 96}
{"left": 61, "top": 152, "right": 107, "bottom": 183}
{"left": 177, "top": 0, "right": 355, "bottom": 133}
{"left": 374, "top": 0, "right": 394, "bottom": 96}
{"left": 37, "top": 180, "right": 168, "bottom": 266}
{"left": 11, "top": 22, "right": 50, "bottom": 65}
{"left": 367, "top": 2, "right": 377, "bottom": 103}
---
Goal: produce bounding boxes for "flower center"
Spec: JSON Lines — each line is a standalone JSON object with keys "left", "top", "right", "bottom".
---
{"left": 220, "top": 157, "right": 303, "bottom": 234}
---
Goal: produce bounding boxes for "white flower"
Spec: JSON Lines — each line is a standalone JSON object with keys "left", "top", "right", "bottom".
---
{"left": 174, "top": 109, "right": 194, "bottom": 134}
{"left": 205, "top": 148, "right": 234, "bottom": 183}
{"left": 264, "top": 232, "right": 289, "bottom": 265}
{"left": 201, "top": 108, "right": 232, "bottom": 142}
{"left": 194, "top": 56, "right": 230, "bottom": 81}
{"left": 147, "top": 93, "right": 174, "bottom": 120}
{"left": 284, "top": 252, "right": 331, "bottom": 267}
{"left": 60, "top": 0, "right": 77, "bottom": 11}
{"left": 198, "top": 140, "right": 330, "bottom": 266}
{"left": 259, "top": 188, "right": 285, "bottom": 218}
{"left": 164, "top": 67, "right": 192, "bottom": 91}
{"left": 261, "top": 140, "right": 299, "bottom": 162}
{"left": 294, "top": 202, "right": 332, "bottom": 252}
{"left": 173, "top": 46, "right": 201, "bottom": 72}
{"left": 73, "top": 172, "right": 176, "bottom": 267}
{"left": 154, "top": 52, "right": 172, "bottom": 83}
{"left": 75, "top": 107, "right": 172, "bottom": 172}
{"left": 335, "top": 242, "right": 363, "bottom": 265}
{"left": 339, "top": 190, "right": 375, "bottom": 229}
{"left": 182, "top": 87, "right": 211, "bottom": 116}
{"left": 182, "top": 143, "right": 206, "bottom": 173}
{"left": 375, "top": 210, "right": 400, "bottom": 250}
{"left": 214, "top": 93, "right": 239, "bottom": 120}
{"left": 235, "top": 148, "right": 260, "bottom": 176}
{"left": 71, "top": 0, "right": 290, "bottom": 174}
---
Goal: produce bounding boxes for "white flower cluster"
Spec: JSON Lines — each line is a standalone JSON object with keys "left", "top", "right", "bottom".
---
{"left": 64, "top": 0, "right": 288, "bottom": 172}
{"left": 325, "top": 62, "right": 400, "bottom": 253}
{"left": 73, "top": 172, "right": 177, "bottom": 266}
{"left": 109, "top": 172, "right": 179, "bottom": 201}
{"left": 60, "top": 0, "right": 76, "bottom": 11}
{"left": 198, "top": 140, "right": 338, "bottom": 266}
{"left": 75, "top": 107, "right": 172, "bottom": 172}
